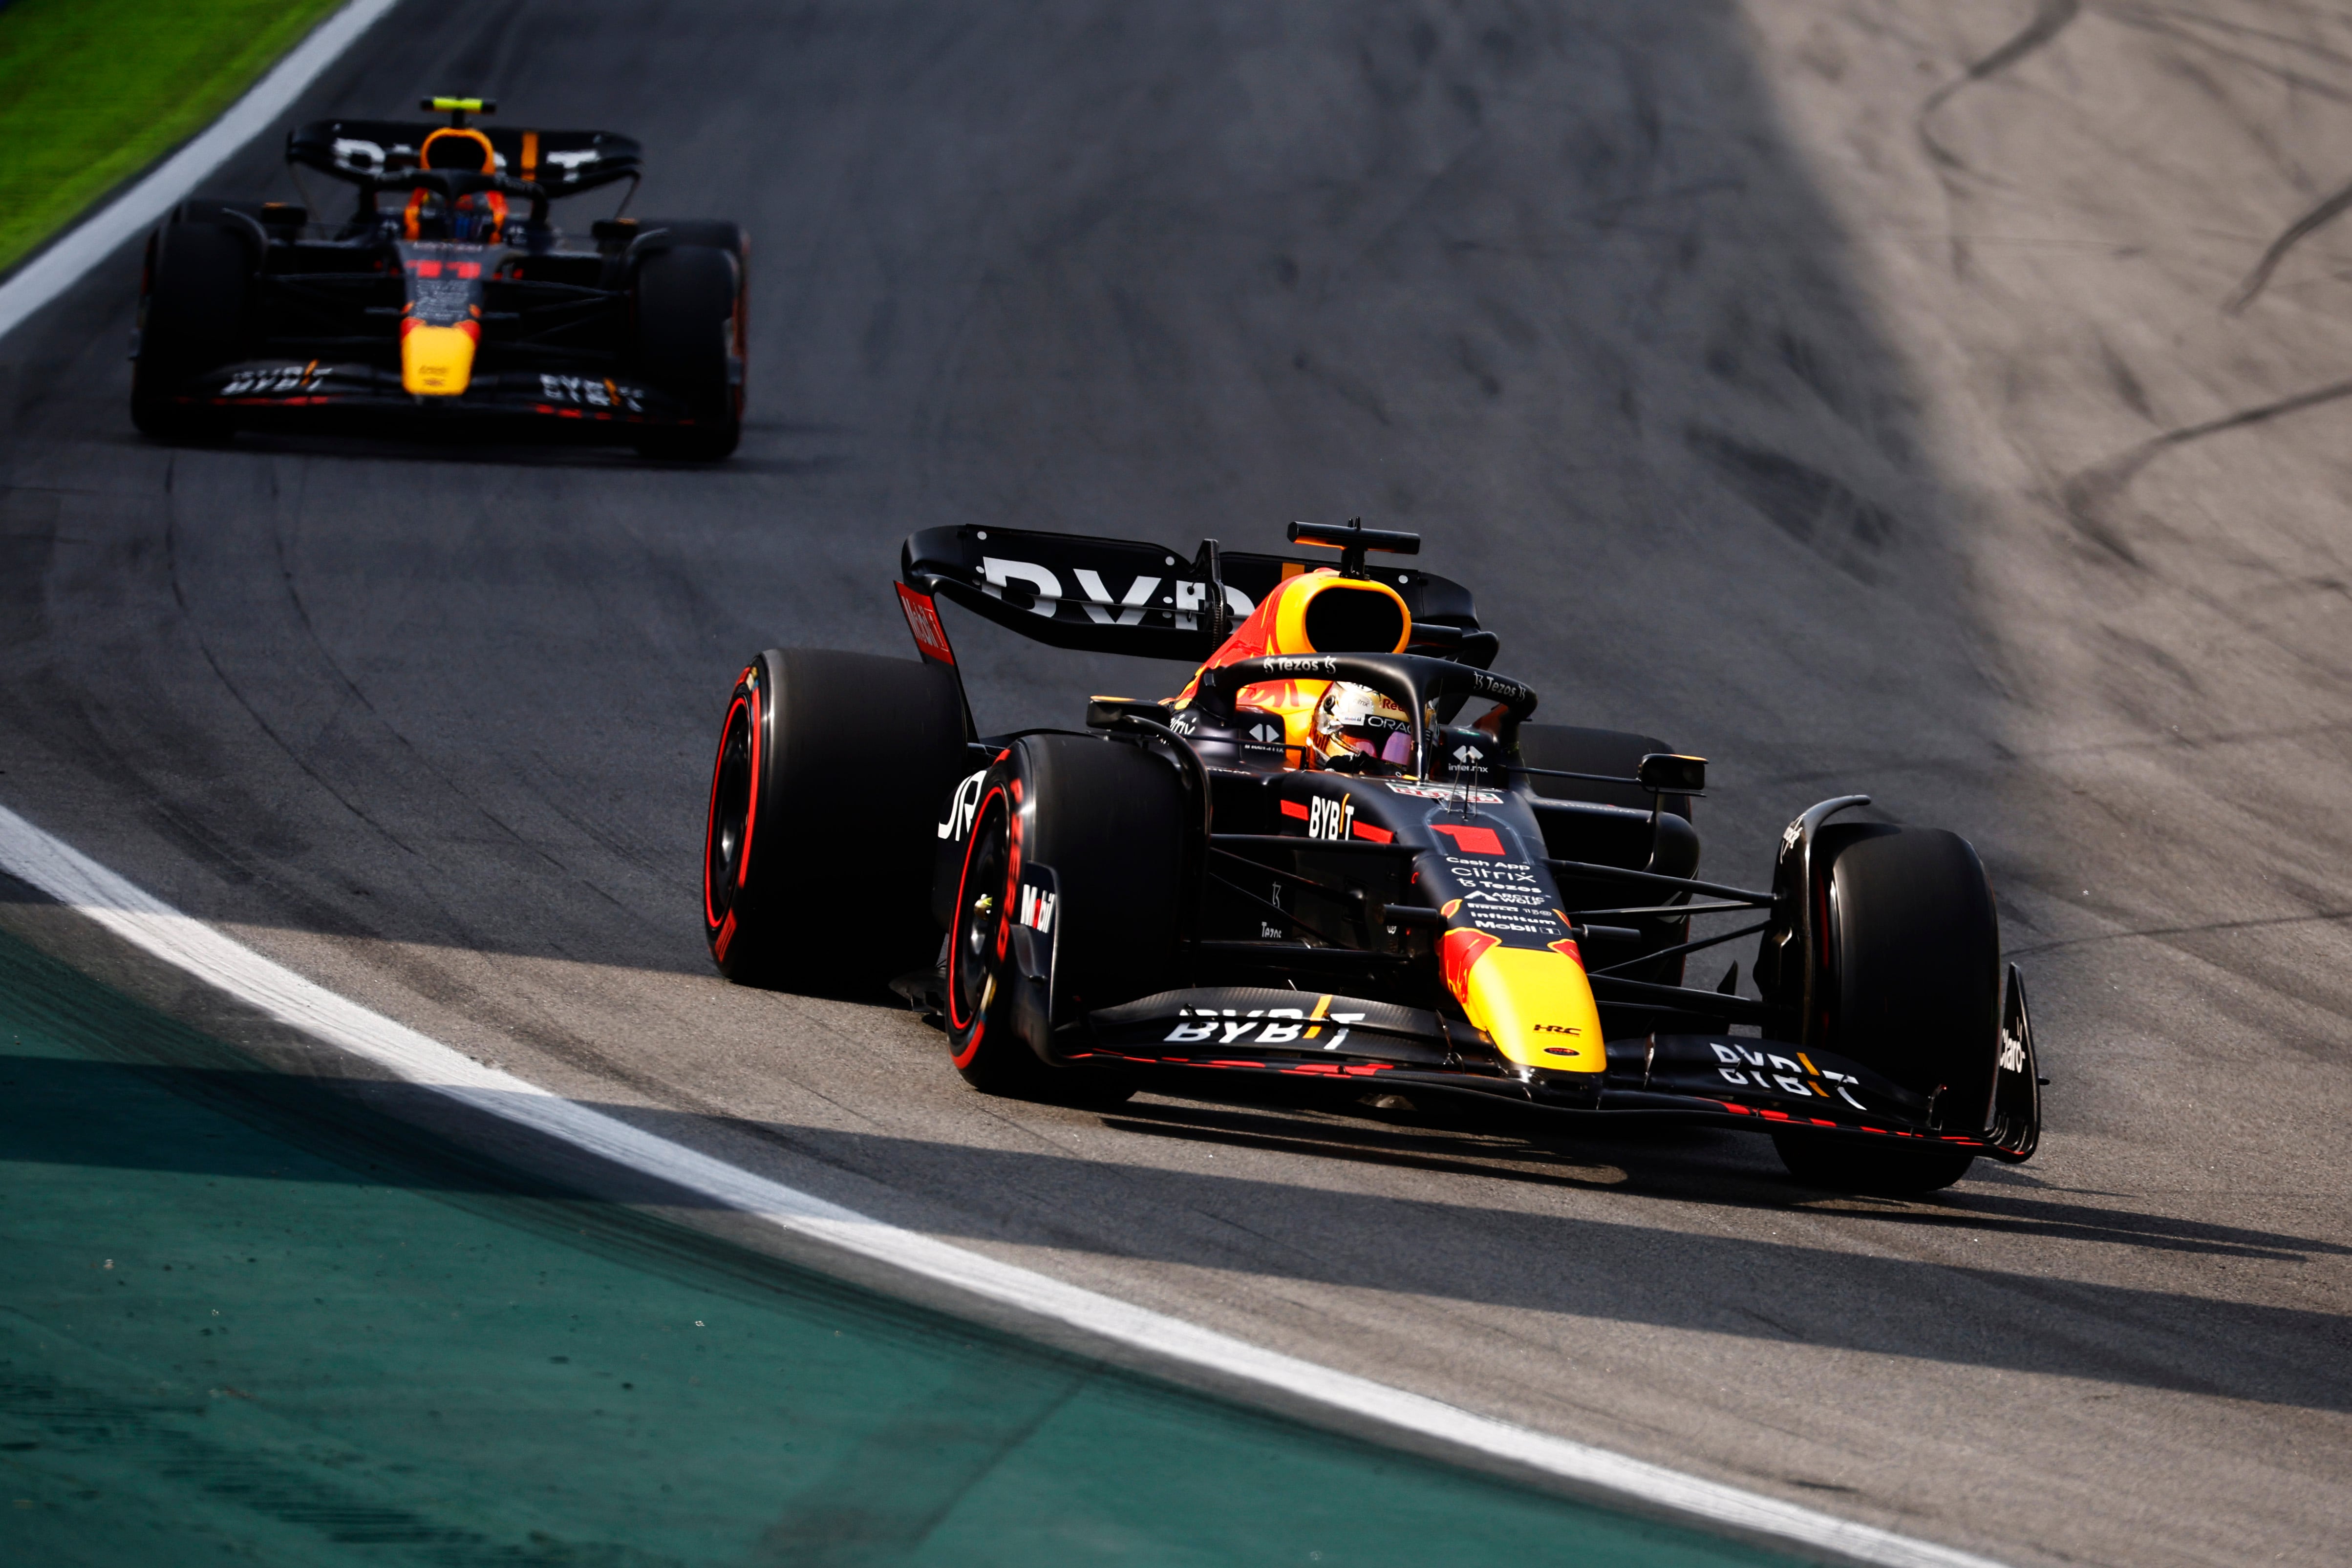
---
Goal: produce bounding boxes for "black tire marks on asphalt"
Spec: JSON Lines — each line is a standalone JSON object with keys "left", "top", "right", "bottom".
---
{"left": 2093, "top": 3, "right": 2352, "bottom": 313}
{"left": 2102, "top": 2, "right": 2352, "bottom": 107}
{"left": 161, "top": 463, "right": 422, "bottom": 860}
{"left": 1916, "top": 0, "right": 2083, "bottom": 173}
{"left": 2229, "top": 175, "right": 2352, "bottom": 314}
{"left": 1916, "top": 2, "right": 2352, "bottom": 309}
{"left": 2059, "top": 374, "right": 2352, "bottom": 566}
{"left": 1683, "top": 425, "right": 1896, "bottom": 583}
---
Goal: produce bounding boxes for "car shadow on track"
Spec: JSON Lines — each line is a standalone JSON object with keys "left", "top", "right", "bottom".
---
{"left": 1101, "top": 1097, "right": 2328, "bottom": 1262}
{"left": 162, "top": 427, "right": 853, "bottom": 477}
{"left": 15, "top": 1033, "right": 2349, "bottom": 1417}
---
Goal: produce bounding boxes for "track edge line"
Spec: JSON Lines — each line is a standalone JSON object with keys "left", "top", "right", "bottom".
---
{"left": 0, "top": 799, "right": 2007, "bottom": 1568}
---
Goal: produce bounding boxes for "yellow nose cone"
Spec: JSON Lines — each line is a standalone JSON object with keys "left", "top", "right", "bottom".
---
{"left": 401, "top": 324, "right": 477, "bottom": 396}
{"left": 1459, "top": 944, "right": 1605, "bottom": 1072}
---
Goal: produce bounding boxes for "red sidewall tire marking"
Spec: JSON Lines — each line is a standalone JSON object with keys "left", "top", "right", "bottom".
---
{"left": 997, "top": 809, "right": 1021, "bottom": 963}
{"left": 946, "top": 785, "right": 1009, "bottom": 1050}
{"left": 741, "top": 681, "right": 765, "bottom": 892}
{"left": 702, "top": 686, "right": 751, "bottom": 933}
{"left": 951, "top": 1016, "right": 986, "bottom": 1070}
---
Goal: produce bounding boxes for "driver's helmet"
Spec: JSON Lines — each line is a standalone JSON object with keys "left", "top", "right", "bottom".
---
{"left": 449, "top": 190, "right": 507, "bottom": 243}
{"left": 1311, "top": 682, "right": 1413, "bottom": 771}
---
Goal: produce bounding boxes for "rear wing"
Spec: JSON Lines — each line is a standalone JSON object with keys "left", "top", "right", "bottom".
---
{"left": 288, "top": 120, "right": 643, "bottom": 197}
{"left": 898, "top": 524, "right": 1485, "bottom": 664}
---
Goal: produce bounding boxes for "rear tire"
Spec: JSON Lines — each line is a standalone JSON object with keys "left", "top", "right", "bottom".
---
{"left": 131, "top": 219, "right": 251, "bottom": 442}
{"left": 630, "top": 241, "right": 744, "bottom": 461}
{"left": 945, "top": 734, "right": 1187, "bottom": 1104}
{"left": 1772, "top": 823, "right": 1998, "bottom": 1194}
{"left": 701, "top": 649, "right": 966, "bottom": 992}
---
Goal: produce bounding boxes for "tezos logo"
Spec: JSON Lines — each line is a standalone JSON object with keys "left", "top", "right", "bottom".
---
{"left": 1467, "top": 670, "right": 1527, "bottom": 701}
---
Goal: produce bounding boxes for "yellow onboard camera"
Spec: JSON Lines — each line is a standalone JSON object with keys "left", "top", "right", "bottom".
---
{"left": 421, "top": 96, "right": 497, "bottom": 125}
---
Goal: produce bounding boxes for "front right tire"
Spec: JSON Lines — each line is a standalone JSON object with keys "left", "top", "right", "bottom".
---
{"left": 130, "top": 218, "right": 251, "bottom": 442}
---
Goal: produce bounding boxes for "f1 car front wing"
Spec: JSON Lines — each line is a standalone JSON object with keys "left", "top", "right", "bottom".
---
{"left": 167, "top": 359, "right": 705, "bottom": 429}
{"left": 1071, "top": 985, "right": 2031, "bottom": 1160}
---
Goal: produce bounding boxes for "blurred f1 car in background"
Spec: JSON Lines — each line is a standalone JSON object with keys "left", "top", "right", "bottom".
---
{"left": 699, "top": 518, "right": 2044, "bottom": 1193}
{"left": 132, "top": 97, "right": 746, "bottom": 460}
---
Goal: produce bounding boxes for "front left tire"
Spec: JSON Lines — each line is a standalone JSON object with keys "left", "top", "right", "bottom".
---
{"left": 944, "top": 733, "right": 1189, "bottom": 1104}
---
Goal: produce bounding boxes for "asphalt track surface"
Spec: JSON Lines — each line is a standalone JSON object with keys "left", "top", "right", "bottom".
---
{"left": 1, "top": 2, "right": 2349, "bottom": 1564}
{"left": 1, "top": 926, "right": 1785, "bottom": 1568}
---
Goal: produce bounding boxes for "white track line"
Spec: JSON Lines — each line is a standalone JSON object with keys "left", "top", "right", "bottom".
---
{"left": 0, "top": 0, "right": 402, "bottom": 341}
{"left": 0, "top": 8, "right": 2005, "bottom": 1560}
{"left": 0, "top": 800, "right": 2005, "bottom": 1568}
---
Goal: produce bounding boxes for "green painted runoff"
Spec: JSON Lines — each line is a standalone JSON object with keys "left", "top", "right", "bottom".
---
{"left": 0, "top": 925, "right": 1800, "bottom": 1566}
{"left": 0, "top": 0, "right": 349, "bottom": 273}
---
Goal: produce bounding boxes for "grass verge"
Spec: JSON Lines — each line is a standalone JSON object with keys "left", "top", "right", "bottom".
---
{"left": 0, "top": 0, "right": 348, "bottom": 274}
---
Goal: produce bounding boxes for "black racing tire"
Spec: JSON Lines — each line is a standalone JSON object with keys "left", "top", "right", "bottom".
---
{"left": 701, "top": 648, "right": 967, "bottom": 992}
{"left": 629, "top": 242, "right": 744, "bottom": 461}
{"left": 944, "top": 733, "right": 1187, "bottom": 1105}
{"left": 1771, "top": 823, "right": 1999, "bottom": 1194}
{"left": 130, "top": 219, "right": 252, "bottom": 442}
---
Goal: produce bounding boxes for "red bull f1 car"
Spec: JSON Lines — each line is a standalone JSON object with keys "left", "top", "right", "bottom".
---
{"left": 701, "top": 520, "right": 2044, "bottom": 1192}
{"left": 131, "top": 98, "right": 746, "bottom": 460}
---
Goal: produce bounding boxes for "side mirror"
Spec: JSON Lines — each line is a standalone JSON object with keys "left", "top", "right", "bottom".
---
{"left": 1637, "top": 753, "right": 1708, "bottom": 796}
{"left": 1086, "top": 696, "right": 1172, "bottom": 731}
